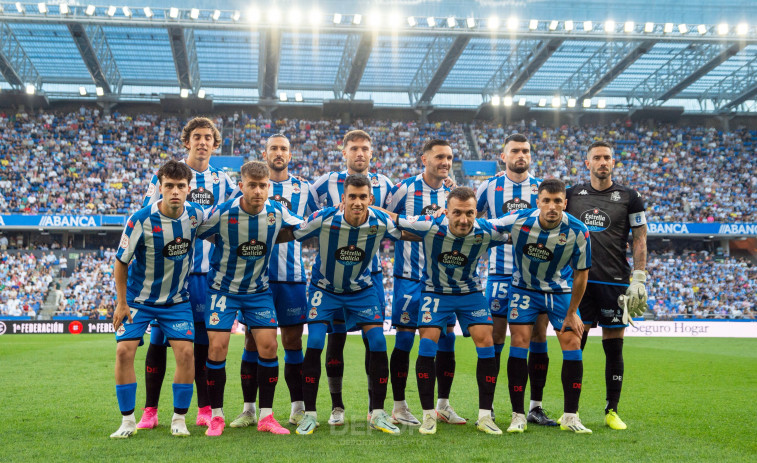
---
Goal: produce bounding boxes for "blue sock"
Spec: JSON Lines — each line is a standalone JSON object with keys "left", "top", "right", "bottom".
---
{"left": 494, "top": 343, "right": 505, "bottom": 354}
{"left": 307, "top": 323, "right": 328, "bottom": 350}
{"left": 509, "top": 346, "right": 528, "bottom": 359}
{"left": 394, "top": 331, "right": 415, "bottom": 352}
{"left": 476, "top": 346, "right": 495, "bottom": 359}
{"left": 242, "top": 349, "right": 258, "bottom": 364}
{"left": 530, "top": 341, "right": 548, "bottom": 354}
{"left": 437, "top": 331, "right": 456, "bottom": 352}
{"left": 284, "top": 349, "right": 304, "bottom": 364}
{"left": 115, "top": 382, "right": 137, "bottom": 415}
{"left": 172, "top": 383, "right": 193, "bottom": 412}
{"left": 562, "top": 349, "right": 582, "bottom": 361}
{"left": 418, "top": 337, "right": 438, "bottom": 358}
{"left": 365, "top": 326, "right": 387, "bottom": 352}
{"left": 259, "top": 357, "right": 279, "bottom": 368}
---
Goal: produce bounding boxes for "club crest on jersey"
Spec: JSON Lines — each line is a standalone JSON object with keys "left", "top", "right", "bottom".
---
{"left": 531, "top": 184, "right": 538, "bottom": 195}
{"left": 368, "top": 225, "right": 378, "bottom": 235}
{"left": 510, "top": 307, "right": 519, "bottom": 320}
{"left": 189, "top": 215, "right": 198, "bottom": 228}
{"left": 211, "top": 172, "right": 220, "bottom": 184}
{"left": 162, "top": 237, "right": 191, "bottom": 260}
{"left": 308, "top": 308, "right": 318, "bottom": 319}
{"left": 189, "top": 187, "right": 214, "bottom": 206}
{"left": 580, "top": 209, "right": 611, "bottom": 232}
{"left": 557, "top": 233, "right": 567, "bottom": 245}
{"left": 611, "top": 191, "right": 621, "bottom": 202}
{"left": 400, "top": 312, "right": 411, "bottom": 324}
{"left": 335, "top": 245, "right": 366, "bottom": 266}
{"left": 267, "top": 212, "right": 276, "bottom": 226}
{"left": 292, "top": 184, "right": 301, "bottom": 194}
{"left": 371, "top": 176, "right": 380, "bottom": 187}
{"left": 503, "top": 198, "right": 530, "bottom": 214}
{"left": 473, "top": 234, "right": 483, "bottom": 245}
{"left": 146, "top": 183, "right": 156, "bottom": 198}
{"left": 422, "top": 312, "right": 433, "bottom": 323}
{"left": 437, "top": 250, "right": 468, "bottom": 268}
{"left": 237, "top": 239, "right": 267, "bottom": 261}
{"left": 270, "top": 194, "right": 293, "bottom": 211}
{"left": 209, "top": 312, "right": 220, "bottom": 326}
{"left": 491, "top": 300, "right": 500, "bottom": 311}
{"left": 523, "top": 243, "right": 554, "bottom": 263}
{"left": 119, "top": 235, "right": 129, "bottom": 249}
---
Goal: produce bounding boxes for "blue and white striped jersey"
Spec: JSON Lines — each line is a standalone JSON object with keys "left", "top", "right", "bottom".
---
{"left": 396, "top": 216, "right": 510, "bottom": 295}
{"left": 386, "top": 174, "right": 450, "bottom": 280}
{"left": 475, "top": 174, "right": 541, "bottom": 276}
{"left": 268, "top": 175, "right": 319, "bottom": 283}
{"left": 197, "top": 199, "right": 302, "bottom": 295}
{"left": 293, "top": 207, "right": 401, "bottom": 294}
{"left": 310, "top": 170, "right": 393, "bottom": 274}
{"left": 144, "top": 160, "right": 240, "bottom": 274}
{"left": 116, "top": 201, "right": 205, "bottom": 306}
{"left": 491, "top": 209, "right": 591, "bottom": 293}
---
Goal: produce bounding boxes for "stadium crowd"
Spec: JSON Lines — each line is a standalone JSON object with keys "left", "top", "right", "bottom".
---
{"left": 0, "top": 252, "right": 55, "bottom": 317}
{"left": 647, "top": 251, "right": 755, "bottom": 320}
{"left": 1, "top": 109, "right": 756, "bottom": 222}
{"left": 56, "top": 251, "right": 116, "bottom": 319}
{"left": 472, "top": 121, "right": 757, "bottom": 222}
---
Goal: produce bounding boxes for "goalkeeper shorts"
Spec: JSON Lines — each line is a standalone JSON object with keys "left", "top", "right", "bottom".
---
{"left": 579, "top": 282, "right": 629, "bottom": 328}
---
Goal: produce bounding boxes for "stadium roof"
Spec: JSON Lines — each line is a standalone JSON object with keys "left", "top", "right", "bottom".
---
{"left": 2, "top": 1, "right": 757, "bottom": 114}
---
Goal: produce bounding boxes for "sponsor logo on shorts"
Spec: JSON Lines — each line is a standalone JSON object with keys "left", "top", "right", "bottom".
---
{"left": 308, "top": 308, "right": 318, "bottom": 319}
{"left": 189, "top": 187, "right": 215, "bottom": 206}
{"left": 400, "top": 311, "right": 411, "bottom": 324}
{"left": 422, "top": 312, "right": 433, "bottom": 323}
{"left": 286, "top": 307, "right": 302, "bottom": 316}
{"left": 601, "top": 308, "right": 615, "bottom": 318}
{"left": 334, "top": 245, "right": 366, "bottom": 266}
{"left": 510, "top": 308, "right": 519, "bottom": 320}
{"left": 523, "top": 243, "right": 553, "bottom": 263}
{"left": 209, "top": 312, "right": 220, "bottom": 326}
{"left": 471, "top": 309, "right": 488, "bottom": 318}
{"left": 162, "top": 237, "right": 191, "bottom": 261}
{"left": 254, "top": 310, "right": 273, "bottom": 319}
{"left": 172, "top": 321, "right": 192, "bottom": 331}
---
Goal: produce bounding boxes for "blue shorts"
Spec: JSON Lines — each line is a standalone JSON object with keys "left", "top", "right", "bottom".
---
{"left": 116, "top": 301, "right": 194, "bottom": 343}
{"left": 485, "top": 274, "right": 512, "bottom": 318}
{"left": 271, "top": 282, "right": 307, "bottom": 327}
{"left": 308, "top": 286, "right": 383, "bottom": 332}
{"left": 372, "top": 271, "right": 386, "bottom": 315}
{"left": 392, "top": 278, "right": 456, "bottom": 329}
{"left": 417, "top": 292, "right": 492, "bottom": 333}
{"left": 507, "top": 286, "right": 579, "bottom": 331}
{"left": 206, "top": 288, "right": 277, "bottom": 332}
{"left": 188, "top": 274, "right": 209, "bottom": 323}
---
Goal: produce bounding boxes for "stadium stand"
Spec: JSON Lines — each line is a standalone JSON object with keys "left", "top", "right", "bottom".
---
{"left": 55, "top": 251, "right": 116, "bottom": 320}
{"left": 0, "top": 252, "right": 55, "bottom": 318}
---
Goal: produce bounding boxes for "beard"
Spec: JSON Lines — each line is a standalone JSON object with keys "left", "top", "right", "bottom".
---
{"left": 268, "top": 161, "right": 287, "bottom": 172}
{"left": 508, "top": 162, "right": 529, "bottom": 174}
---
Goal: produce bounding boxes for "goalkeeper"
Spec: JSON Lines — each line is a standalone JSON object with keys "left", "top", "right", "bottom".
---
{"left": 565, "top": 140, "right": 648, "bottom": 431}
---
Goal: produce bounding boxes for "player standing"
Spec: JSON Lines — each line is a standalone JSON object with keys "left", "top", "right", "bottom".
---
{"left": 475, "top": 133, "right": 556, "bottom": 426}
{"left": 310, "top": 130, "right": 393, "bottom": 425}
{"left": 493, "top": 179, "right": 593, "bottom": 434}
{"left": 566, "top": 140, "right": 648, "bottom": 430}
{"left": 386, "top": 139, "right": 466, "bottom": 426}
{"left": 198, "top": 161, "right": 302, "bottom": 436}
{"left": 229, "top": 134, "right": 318, "bottom": 428}
{"left": 294, "top": 174, "right": 402, "bottom": 435}
{"left": 111, "top": 161, "right": 203, "bottom": 438}
{"left": 138, "top": 117, "right": 238, "bottom": 429}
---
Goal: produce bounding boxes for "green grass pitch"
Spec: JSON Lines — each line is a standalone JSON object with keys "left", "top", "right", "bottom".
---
{"left": 1, "top": 334, "right": 755, "bottom": 462}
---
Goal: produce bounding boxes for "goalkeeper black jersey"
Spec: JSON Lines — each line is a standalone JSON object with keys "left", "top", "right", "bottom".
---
{"left": 566, "top": 182, "right": 646, "bottom": 285}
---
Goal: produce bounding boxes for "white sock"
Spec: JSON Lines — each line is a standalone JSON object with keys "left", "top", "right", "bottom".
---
{"left": 394, "top": 400, "right": 408, "bottom": 410}
{"left": 478, "top": 409, "right": 491, "bottom": 420}
{"left": 530, "top": 400, "right": 542, "bottom": 411}
{"left": 371, "top": 409, "right": 385, "bottom": 418}
{"left": 172, "top": 413, "right": 185, "bottom": 423}
{"left": 436, "top": 398, "right": 449, "bottom": 409}
{"left": 243, "top": 402, "right": 256, "bottom": 413}
{"left": 291, "top": 401, "right": 304, "bottom": 413}
{"left": 211, "top": 408, "right": 224, "bottom": 419}
{"left": 563, "top": 412, "right": 577, "bottom": 420}
{"left": 422, "top": 409, "right": 435, "bottom": 418}
{"left": 305, "top": 411, "right": 317, "bottom": 418}
{"left": 122, "top": 413, "right": 136, "bottom": 424}
{"left": 260, "top": 408, "right": 272, "bottom": 419}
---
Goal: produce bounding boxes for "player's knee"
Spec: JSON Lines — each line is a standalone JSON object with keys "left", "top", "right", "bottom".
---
{"left": 254, "top": 333, "right": 278, "bottom": 358}
{"left": 115, "top": 343, "right": 137, "bottom": 364}
{"left": 469, "top": 327, "right": 493, "bottom": 348}
{"left": 306, "top": 322, "right": 328, "bottom": 350}
{"left": 365, "top": 326, "right": 387, "bottom": 352}
{"left": 172, "top": 342, "right": 194, "bottom": 365}
{"left": 509, "top": 326, "right": 531, "bottom": 348}
{"left": 281, "top": 326, "right": 304, "bottom": 350}
{"left": 244, "top": 330, "right": 257, "bottom": 350}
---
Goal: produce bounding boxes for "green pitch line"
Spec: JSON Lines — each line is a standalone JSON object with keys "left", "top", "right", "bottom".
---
{"left": 0, "top": 335, "right": 755, "bottom": 461}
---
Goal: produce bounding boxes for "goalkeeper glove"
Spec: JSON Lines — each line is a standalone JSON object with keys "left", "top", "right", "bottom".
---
{"left": 618, "top": 294, "right": 635, "bottom": 327}
{"left": 625, "top": 270, "right": 648, "bottom": 317}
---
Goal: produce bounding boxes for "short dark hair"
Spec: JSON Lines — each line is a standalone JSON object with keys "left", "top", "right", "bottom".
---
{"left": 422, "top": 139, "right": 450, "bottom": 154}
{"left": 240, "top": 161, "right": 269, "bottom": 179}
{"left": 344, "top": 174, "right": 372, "bottom": 191}
{"left": 265, "top": 133, "right": 289, "bottom": 150}
{"left": 181, "top": 117, "right": 221, "bottom": 148}
{"left": 447, "top": 186, "right": 476, "bottom": 204}
{"left": 538, "top": 178, "right": 566, "bottom": 196}
{"left": 157, "top": 160, "right": 192, "bottom": 184}
{"left": 504, "top": 133, "right": 529, "bottom": 145}
{"left": 343, "top": 130, "right": 371, "bottom": 147}
{"left": 587, "top": 140, "right": 614, "bottom": 155}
